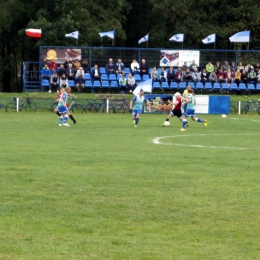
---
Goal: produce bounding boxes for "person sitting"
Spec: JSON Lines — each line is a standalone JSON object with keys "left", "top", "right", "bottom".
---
{"left": 182, "top": 67, "right": 192, "bottom": 82}
{"left": 214, "top": 61, "right": 222, "bottom": 75}
{"left": 222, "top": 61, "right": 230, "bottom": 72}
{"left": 191, "top": 68, "right": 201, "bottom": 83}
{"left": 48, "top": 59, "right": 58, "bottom": 71}
{"left": 257, "top": 70, "right": 260, "bottom": 84}
{"left": 237, "top": 62, "right": 244, "bottom": 73}
{"left": 140, "top": 59, "right": 149, "bottom": 77}
{"left": 189, "top": 60, "right": 199, "bottom": 72}
{"left": 245, "top": 62, "right": 254, "bottom": 73}
{"left": 230, "top": 61, "right": 237, "bottom": 73}
{"left": 206, "top": 61, "right": 214, "bottom": 77}
{"left": 119, "top": 74, "right": 127, "bottom": 94}
{"left": 75, "top": 67, "right": 85, "bottom": 78}
{"left": 201, "top": 68, "right": 208, "bottom": 85}
{"left": 73, "top": 59, "right": 81, "bottom": 71}
{"left": 57, "top": 64, "right": 66, "bottom": 79}
{"left": 247, "top": 68, "right": 256, "bottom": 83}
{"left": 66, "top": 63, "right": 75, "bottom": 80}
{"left": 160, "top": 67, "right": 167, "bottom": 83}
{"left": 91, "top": 64, "right": 101, "bottom": 82}
{"left": 234, "top": 68, "right": 241, "bottom": 85}
{"left": 209, "top": 71, "right": 218, "bottom": 84}
{"left": 241, "top": 69, "right": 248, "bottom": 84}
{"left": 217, "top": 70, "right": 225, "bottom": 84}
{"left": 224, "top": 68, "right": 234, "bottom": 84}
{"left": 82, "top": 59, "right": 90, "bottom": 74}
{"left": 60, "top": 73, "right": 68, "bottom": 89}
{"left": 41, "top": 64, "right": 51, "bottom": 80}
{"left": 75, "top": 73, "right": 85, "bottom": 92}
{"left": 167, "top": 67, "right": 175, "bottom": 85}
{"left": 106, "top": 58, "right": 116, "bottom": 74}
{"left": 130, "top": 59, "right": 140, "bottom": 74}
{"left": 116, "top": 59, "right": 125, "bottom": 75}
{"left": 174, "top": 67, "right": 182, "bottom": 83}
{"left": 182, "top": 62, "right": 188, "bottom": 73}
{"left": 127, "top": 73, "right": 136, "bottom": 93}
{"left": 254, "top": 62, "right": 260, "bottom": 73}
{"left": 50, "top": 73, "right": 60, "bottom": 93}
{"left": 63, "top": 58, "right": 71, "bottom": 69}
{"left": 151, "top": 67, "right": 159, "bottom": 82}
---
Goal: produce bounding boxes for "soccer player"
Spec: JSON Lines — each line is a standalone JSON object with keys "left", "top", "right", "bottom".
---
{"left": 163, "top": 92, "right": 183, "bottom": 125}
{"left": 54, "top": 87, "right": 77, "bottom": 124}
{"left": 129, "top": 89, "right": 151, "bottom": 127}
{"left": 57, "top": 87, "right": 70, "bottom": 126}
{"left": 180, "top": 88, "right": 207, "bottom": 131}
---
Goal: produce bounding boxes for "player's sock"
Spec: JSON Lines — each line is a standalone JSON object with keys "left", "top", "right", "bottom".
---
{"left": 182, "top": 119, "right": 187, "bottom": 129}
{"left": 69, "top": 114, "right": 76, "bottom": 123}
{"left": 135, "top": 117, "right": 139, "bottom": 125}
{"left": 196, "top": 118, "right": 204, "bottom": 123}
{"left": 63, "top": 115, "right": 69, "bottom": 124}
{"left": 56, "top": 111, "right": 60, "bottom": 116}
{"left": 166, "top": 118, "right": 170, "bottom": 121}
{"left": 59, "top": 116, "right": 63, "bottom": 125}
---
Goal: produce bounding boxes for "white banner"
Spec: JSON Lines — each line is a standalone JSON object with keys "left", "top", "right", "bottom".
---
{"left": 194, "top": 95, "right": 209, "bottom": 114}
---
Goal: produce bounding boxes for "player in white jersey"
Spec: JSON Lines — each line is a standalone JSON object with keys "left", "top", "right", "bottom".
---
{"left": 180, "top": 88, "right": 207, "bottom": 131}
{"left": 57, "top": 86, "right": 70, "bottom": 126}
{"left": 129, "top": 89, "right": 151, "bottom": 127}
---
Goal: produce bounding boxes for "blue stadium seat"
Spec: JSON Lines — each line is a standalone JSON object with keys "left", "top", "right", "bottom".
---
{"left": 93, "top": 80, "right": 102, "bottom": 89}
{"left": 256, "top": 83, "right": 260, "bottom": 91}
{"left": 108, "top": 74, "right": 117, "bottom": 81}
{"left": 178, "top": 82, "right": 186, "bottom": 90}
{"left": 84, "top": 73, "right": 91, "bottom": 81}
{"left": 247, "top": 83, "right": 255, "bottom": 91}
{"left": 101, "top": 74, "right": 108, "bottom": 81}
{"left": 205, "top": 82, "right": 212, "bottom": 91}
{"left": 161, "top": 82, "right": 170, "bottom": 89}
{"left": 142, "top": 74, "right": 150, "bottom": 81}
{"left": 102, "top": 81, "right": 110, "bottom": 88}
{"left": 134, "top": 74, "right": 142, "bottom": 82}
{"left": 117, "top": 74, "right": 122, "bottom": 80}
{"left": 187, "top": 82, "right": 195, "bottom": 89}
{"left": 41, "top": 79, "right": 49, "bottom": 92}
{"left": 110, "top": 80, "right": 118, "bottom": 89}
{"left": 100, "top": 67, "right": 106, "bottom": 74}
{"left": 213, "top": 83, "right": 221, "bottom": 92}
{"left": 196, "top": 82, "right": 203, "bottom": 91}
{"left": 230, "top": 83, "right": 238, "bottom": 90}
{"left": 124, "top": 67, "right": 131, "bottom": 74}
{"left": 85, "top": 80, "right": 93, "bottom": 92}
{"left": 170, "top": 82, "right": 178, "bottom": 90}
{"left": 152, "top": 82, "right": 161, "bottom": 90}
{"left": 221, "top": 83, "right": 229, "bottom": 91}
{"left": 68, "top": 80, "right": 75, "bottom": 88}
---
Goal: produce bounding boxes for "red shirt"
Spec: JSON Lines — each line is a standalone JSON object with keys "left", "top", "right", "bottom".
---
{"left": 174, "top": 97, "right": 182, "bottom": 110}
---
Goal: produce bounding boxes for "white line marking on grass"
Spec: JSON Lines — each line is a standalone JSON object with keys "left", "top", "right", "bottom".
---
{"left": 153, "top": 134, "right": 260, "bottom": 150}
{"left": 230, "top": 118, "right": 260, "bottom": 122}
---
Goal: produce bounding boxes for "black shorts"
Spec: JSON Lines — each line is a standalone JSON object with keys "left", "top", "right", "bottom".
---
{"left": 170, "top": 109, "right": 182, "bottom": 118}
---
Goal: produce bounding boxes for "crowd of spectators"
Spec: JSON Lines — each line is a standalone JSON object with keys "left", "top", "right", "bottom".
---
{"left": 40, "top": 57, "right": 260, "bottom": 93}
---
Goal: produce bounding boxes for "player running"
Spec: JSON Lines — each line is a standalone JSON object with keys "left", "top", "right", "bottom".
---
{"left": 57, "top": 86, "right": 70, "bottom": 126}
{"left": 129, "top": 89, "right": 151, "bottom": 127}
{"left": 180, "top": 87, "right": 207, "bottom": 131}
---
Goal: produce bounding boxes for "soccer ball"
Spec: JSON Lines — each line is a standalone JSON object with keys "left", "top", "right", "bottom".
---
{"left": 222, "top": 114, "right": 227, "bottom": 118}
{"left": 163, "top": 121, "right": 170, "bottom": 126}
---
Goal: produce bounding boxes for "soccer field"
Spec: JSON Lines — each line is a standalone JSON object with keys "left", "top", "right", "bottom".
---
{"left": 1, "top": 112, "right": 260, "bottom": 259}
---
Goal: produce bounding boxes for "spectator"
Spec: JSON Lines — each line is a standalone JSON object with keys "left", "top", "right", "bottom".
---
{"left": 201, "top": 68, "right": 208, "bottom": 85}
{"left": 234, "top": 68, "right": 241, "bottom": 85}
{"left": 224, "top": 68, "right": 234, "bottom": 84}
{"left": 91, "top": 64, "right": 101, "bottom": 82}
{"left": 175, "top": 67, "right": 182, "bottom": 83}
{"left": 238, "top": 62, "right": 244, "bottom": 73}
{"left": 167, "top": 67, "right": 175, "bottom": 85}
{"left": 41, "top": 64, "right": 51, "bottom": 80}
{"left": 63, "top": 58, "right": 71, "bottom": 69}
{"left": 50, "top": 68, "right": 57, "bottom": 76}
{"left": 217, "top": 69, "right": 225, "bottom": 84}
{"left": 49, "top": 59, "right": 58, "bottom": 71}
{"left": 189, "top": 60, "right": 199, "bottom": 72}
{"left": 127, "top": 73, "right": 136, "bottom": 93}
{"left": 206, "top": 61, "right": 214, "bottom": 76}
{"left": 191, "top": 68, "right": 201, "bottom": 83}
{"left": 183, "top": 67, "right": 192, "bottom": 82}
{"left": 116, "top": 59, "right": 125, "bottom": 75}
{"left": 50, "top": 73, "right": 60, "bottom": 93}
{"left": 254, "top": 62, "right": 260, "bottom": 73}
{"left": 230, "top": 61, "right": 237, "bottom": 73}
{"left": 60, "top": 73, "right": 68, "bottom": 89}
{"left": 73, "top": 59, "right": 81, "bottom": 71}
{"left": 41, "top": 57, "right": 48, "bottom": 68}
{"left": 247, "top": 68, "right": 256, "bottom": 83}
{"left": 182, "top": 62, "right": 188, "bottom": 72}
{"left": 75, "top": 73, "right": 85, "bottom": 92}
{"left": 245, "top": 62, "right": 254, "bottom": 73}
{"left": 160, "top": 67, "right": 167, "bottom": 83}
{"left": 140, "top": 59, "right": 149, "bottom": 77}
{"left": 106, "top": 58, "right": 116, "bottom": 74}
{"left": 222, "top": 61, "right": 230, "bottom": 72}
{"left": 130, "top": 59, "right": 140, "bottom": 74}
{"left": 66, "top": 63, "right": 75, "bottom": 80}
{"left": 209, "top": 71, "right": 218, "bottom": 84}
{"left": 75, "top": 67, "right": 85, "bottom": 78}
{"left": 151, "top": 67, "right": 159, "bottom": 82}
{"left": 241, "top": 69, "right": 248, "bottom": 84}
{"left": 257, "top": 70, "right": 260, "bottom": 83}
{"left": 214, "top": 61, "right": 222, "bottom": 75}
{"left": 82, "top": 59, "right": 90, "bottom": 74}
{"left": 119, "top": 74, "right": 127, "bottom": 94}
{"left": 57, "top": 64, "right": 66, "bottom": 79}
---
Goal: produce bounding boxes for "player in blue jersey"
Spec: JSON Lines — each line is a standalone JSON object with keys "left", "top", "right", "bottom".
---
{"left": 129, "top": 89, "right": 151, "bottom": 127}
{"left": 58, "top": 86, "right": 70, "bottom": 126}
{"left": 180, "top": 87, "right": 207, "bottom": 131}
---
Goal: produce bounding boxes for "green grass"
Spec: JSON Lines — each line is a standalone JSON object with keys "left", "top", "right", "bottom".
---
{"left": 1, "top": 111, "right": 260, "bottom": 259}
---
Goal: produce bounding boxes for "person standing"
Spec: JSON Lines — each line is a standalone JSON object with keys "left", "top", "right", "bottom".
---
{"left": 57, "top": 87, "right": 70, "bottom": 126}
{"left": 129, "top": 89, "right": 151, "bottom": 127}
{"left": 180, "top": 88, "right": 207, "bottom": 131}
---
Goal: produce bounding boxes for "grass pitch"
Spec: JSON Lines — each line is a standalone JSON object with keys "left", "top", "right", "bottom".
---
{"left": 1, "top": 111, "right": 260, "bottom": 260}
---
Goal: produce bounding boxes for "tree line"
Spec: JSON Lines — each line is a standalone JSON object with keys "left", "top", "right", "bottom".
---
{"left": 0, "top": 0, "right": 260, "bottom": 92}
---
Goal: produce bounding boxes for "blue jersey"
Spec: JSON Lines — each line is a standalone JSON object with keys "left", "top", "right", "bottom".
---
{"left": 187, "top": 93, "right": 195, "bottom": 110}
{"left": 132, "top": 95, "right": 146, "bottom": 110}
{"left": 58, "top": 93, "right": 68, "bottom": 107}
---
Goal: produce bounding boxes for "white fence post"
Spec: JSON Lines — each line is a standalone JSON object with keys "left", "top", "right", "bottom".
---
{"left": 238, "top": 101, "right": 241, "bottom": 115}
{"left": 106, "top": 98, "right": 109, "bottom": 113}
{"left": 16, "top": 97, "right": 19, "bottom": 112}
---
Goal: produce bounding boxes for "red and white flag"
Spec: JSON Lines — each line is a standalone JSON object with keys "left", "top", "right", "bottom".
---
{"left": 25, "top": 28, "right": 42, "bottom": 38}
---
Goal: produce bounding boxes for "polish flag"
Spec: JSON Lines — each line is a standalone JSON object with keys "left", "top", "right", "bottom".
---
{"left": 25, "top": 29, "right": 42, "bottom": 38}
